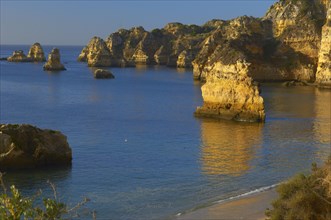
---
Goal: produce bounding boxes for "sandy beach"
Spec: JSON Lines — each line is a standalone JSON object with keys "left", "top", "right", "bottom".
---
{"left": 175, "top": 189, "right": 277, "bottom": 220}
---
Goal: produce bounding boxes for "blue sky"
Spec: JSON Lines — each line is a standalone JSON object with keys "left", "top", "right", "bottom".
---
{"left": 1, "top": 0, "right": 276, "bottom": 46}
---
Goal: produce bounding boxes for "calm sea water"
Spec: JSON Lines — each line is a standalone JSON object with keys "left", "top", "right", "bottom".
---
{"left": 1, "top": 45, "right": 330, "bottom": 219}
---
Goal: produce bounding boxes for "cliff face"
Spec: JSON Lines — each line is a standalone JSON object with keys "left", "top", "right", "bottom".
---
{"left": 195, "top": 60, "right": 265, "bottom": 122}
{"left": 193, "top": 0, "right": 330, "bottom": 121}
{"left": 78, "top": 0, "right": 329, "bottom": 86}
{"left": 78, "top": 37, "right": 112, "bottom": 67}
{"left": 78, "top": 0, "right": 330, "bottom": 122}
{"left": 316, "top": 5, "right": 331, "bottom": 87}
{"left": 193, "top": 0, "right": 328, "bottom": 83}
{"left": 78, "top": 23, "right": 215, "bottom": 67}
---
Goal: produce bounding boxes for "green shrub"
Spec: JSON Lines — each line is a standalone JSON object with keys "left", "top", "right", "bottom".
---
{"left": 266, "top": 157, "right": 331, "bottom": 220}
{"left": 0, "top": 173, "right": 95, "bottom": 219}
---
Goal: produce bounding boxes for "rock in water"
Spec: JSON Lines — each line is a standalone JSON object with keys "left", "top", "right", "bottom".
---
{"left": 0, "top": 124, "right": 72, "bottom": 170}
{"left": 195, "top": 60, "right": 265, "bottom": 122}
{"left": 7, "top": 50, "right": 31, "bottom": 62}
{"left": 316, "top": 5, "right": 331, "bottom": 88}
{"left": 27, "top": 42, "right": 46, "bottom": 62}
{"left": 94, "top": 69, "right": 115, "bottom": 79}
{"left": 43, "top": 48, "right": 66, "bottom": 71}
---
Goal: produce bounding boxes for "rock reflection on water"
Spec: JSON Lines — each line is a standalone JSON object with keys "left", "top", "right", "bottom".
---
{"left": 199, "top": 119, "right": 263, "bottom": 176}
{"left": 314, "top": 89, "right": 331, "bottom": 159}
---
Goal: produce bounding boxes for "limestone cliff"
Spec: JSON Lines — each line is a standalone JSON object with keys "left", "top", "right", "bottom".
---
{"left": 78, "top": 37, "right": 112, "bottom": 67}
{"left": 43, "top": 48, "right": 66, "bottom": 71}
{"left": 27, "top": 42, "right": 46, "bottom": 62}
{"left": 195, "top": 60, "right": 265, "bottom": 122}
{"left": 193, "top": 0, "right": 329, "bottom": 83}
{"left": 316, "top": 5, "right": 331, "bottom": 87}
{"left": 79, "top": 23, "right": 214, "bottom": 67}
{"left": 77, "top": 0, "right": 330, "bottom": 122}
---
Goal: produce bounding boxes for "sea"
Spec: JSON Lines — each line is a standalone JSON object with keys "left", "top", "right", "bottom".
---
{"left": 1, "top": 45, "right": 330, "bottom": 219}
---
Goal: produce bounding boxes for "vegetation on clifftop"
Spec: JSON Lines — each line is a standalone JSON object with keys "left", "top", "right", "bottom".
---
{"left": 266, "top": 156, "right": 331, "bottom": 220}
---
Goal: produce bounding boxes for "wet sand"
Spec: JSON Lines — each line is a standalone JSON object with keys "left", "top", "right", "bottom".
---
{"left": 175, "top": 189, "right": 277, "bottom": 220}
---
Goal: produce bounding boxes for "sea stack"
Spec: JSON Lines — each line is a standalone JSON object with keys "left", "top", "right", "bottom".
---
{"left": 195, "top": 60, "right": 265, "bottom": 122}
{"left": 0, "top": 124, "right": 72, "bottom": 170}
{"left": 27, "top": 42, "right": 46, "bottom": 62}
{"left": 43, "top": 48, "right": 66, "bottom": 71}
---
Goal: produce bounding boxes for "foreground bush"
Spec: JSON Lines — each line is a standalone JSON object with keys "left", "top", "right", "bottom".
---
{"left": 266, "top": 157, "right": 331, "bottom": 220}
{"left": 0, "top": 173, "right": 95, "bottom": 219}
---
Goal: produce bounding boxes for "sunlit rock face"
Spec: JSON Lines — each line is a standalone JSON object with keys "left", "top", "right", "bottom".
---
{"left": 43, "top": 48, "right": 66, "bottom": 71}
{"left": 193, "top": 0, "right": 328, "bottom": 83}
{"left": 27, "top": 42, "right": 46, "bottom": 62}
{"left": 316, "top": 5, "right": 331, "bottom": 87}
{"left": 193, "top": 0, "right": 330, "bottom": 122}
{"left": 195, "top": 60, "right": 265, "bottom": 122}
{"left": 200, "top": 119, "right": 262, "bottom": 176}
{"left": 78, "top": 36, "right": 112, "bottom": 67}
{"left": 79, "top": 22, "right": 216, "bottom": 68}
{"left": 177, "top": 50, "right": 195, "bottom": 68}
{"left": 7, "top": 50, "right": 31, "bottom": 62}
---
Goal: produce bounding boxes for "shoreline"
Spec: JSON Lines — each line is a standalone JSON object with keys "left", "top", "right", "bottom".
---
{"left": 174, "top": 187, "right": 278, "bottom": 220}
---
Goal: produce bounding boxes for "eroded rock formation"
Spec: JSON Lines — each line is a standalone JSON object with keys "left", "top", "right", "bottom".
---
{"left": 78, "top": 37, "right": 112, "bottom": 67}
{"left": 77, "top": 0, "right": 330, "bottom": 122}
{"left": 193, "top": 0, "right": 330, "bottom": 121}
{"left": 7, "top": 50, "right": 31, "bottom": 62}
{"left": 0, "top": 124, "right": 72, "bottom": 170}
{"left": 316, "top": 5, "right": 331, "bottom": 88}
{"left": 27, "top": 42, "right": 46, "bottom": 62}
{"left": 195, "top": 60, "right": 265, "bottom": 122}
{"left": 43, "top": 48, "right": 66, "bottom": 71}
{"left": 78, "top": 23, "right": 215, "bottom": 67}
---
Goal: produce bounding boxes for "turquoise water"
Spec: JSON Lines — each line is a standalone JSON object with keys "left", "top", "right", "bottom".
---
{"left": 1, "top": 45, "right": 330, "bottom": 219}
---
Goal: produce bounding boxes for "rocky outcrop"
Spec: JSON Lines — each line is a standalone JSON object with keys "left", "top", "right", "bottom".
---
{"left": 78, "top": 37, "right": 112, "bottom": 67}
{"left": 7, "top": 50, "right": 31, "bottom": 62}
{"left": 316, "top": 5, "right": 331, "bottom": 88}
{"left": 93, "top": 69, "right": 115, "bottom": 79}
{"left": 192, "top": 0, "right": 329, "bottom": 84}
{"left": 27, "top": 42, "right": 46, "bottom": 62}
{"left": 43, "top": 48, "right": 66, "bottom": 71}
{"left": 194, "top": 60, "right": 265, "bottom": 122}
{"left": 177, "top": 50, "right": 195, "bottom": 68}
{"left": 0, "top": 124, "right": 72, "bottom": 170}
{"left": 79, "top": 23, "right": 214, "bottom": 68}
{"left": 192, "top": 0, "right": 330, "bottom": 122}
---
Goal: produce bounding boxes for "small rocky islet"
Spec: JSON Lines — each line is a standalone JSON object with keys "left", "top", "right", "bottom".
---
{"left": 0, "top": 124, "right": 72, "bottom": 170}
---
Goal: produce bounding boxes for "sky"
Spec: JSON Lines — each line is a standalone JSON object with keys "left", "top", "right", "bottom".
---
{"left": 0, "top": 0, "right": 277, "bottom": 46}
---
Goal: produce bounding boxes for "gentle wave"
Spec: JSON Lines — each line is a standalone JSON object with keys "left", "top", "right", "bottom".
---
{"left": 214, "top": 183, "right": 280, "bottom": 205}
{"left": 175, "top": 183, "right": 280, "bottom": 217}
